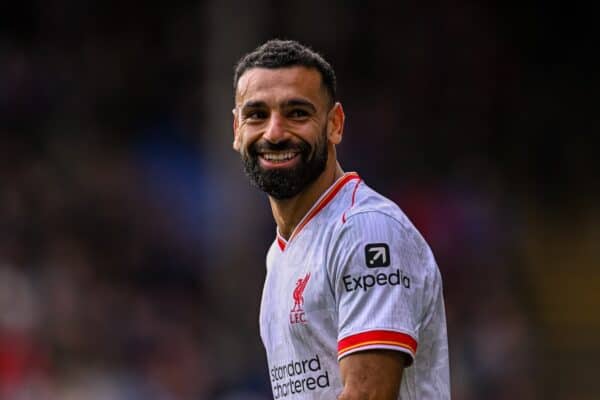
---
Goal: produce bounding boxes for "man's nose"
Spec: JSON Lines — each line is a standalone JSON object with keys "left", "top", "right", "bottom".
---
{"left": 263, "top": 113, "right": 286, "bottom": 143}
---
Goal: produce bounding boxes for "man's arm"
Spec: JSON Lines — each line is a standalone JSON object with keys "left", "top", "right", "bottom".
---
{"left": 338, "top": 350, "right": 408, "bottom": 400}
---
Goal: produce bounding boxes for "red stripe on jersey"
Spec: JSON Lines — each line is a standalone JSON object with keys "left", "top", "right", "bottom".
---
{"left": 277, "top": 172, "right": 360, "bottom": 251}
{"left": 338, "top": 330, "right": 418, "bottom": 358}
{"left": 277, "top": 235, "right": 286, "bottom": 251}
{"left": 342, "top": 179, "right": 362, "bottom": 223}
{"left": 292, "top": 173, "right": 360, "bottom": 240}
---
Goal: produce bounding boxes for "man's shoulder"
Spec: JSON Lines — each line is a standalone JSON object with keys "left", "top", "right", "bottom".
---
{"left": 343, "top": 182, "right": 415, "bottom": 235}
{"left": 322, "top": 181, "right": 442, "bottom": 294}
{"left": 333, "top": 182, "right": 436, "bottom": 269}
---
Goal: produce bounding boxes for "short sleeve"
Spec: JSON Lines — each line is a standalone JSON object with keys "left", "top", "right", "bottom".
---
{"left": 328, "top": 211, "right": 439, "bottom": 365}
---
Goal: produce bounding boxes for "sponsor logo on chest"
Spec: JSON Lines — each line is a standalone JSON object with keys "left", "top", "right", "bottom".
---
{"left": 270, "top": 354, "right": 330, "bottom": 398}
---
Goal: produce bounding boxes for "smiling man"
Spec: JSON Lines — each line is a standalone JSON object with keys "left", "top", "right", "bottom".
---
{"left": 232, "top": 40, "right": 450, "bottom": 399}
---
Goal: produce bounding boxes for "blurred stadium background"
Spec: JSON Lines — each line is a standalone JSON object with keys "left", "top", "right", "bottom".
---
{"left": 0, "top": 1, "right": 597, "bottom": 399}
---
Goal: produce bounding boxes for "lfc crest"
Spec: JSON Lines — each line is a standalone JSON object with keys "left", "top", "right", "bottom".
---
{"left": 290, "top": 273, "right": 311, "bottom": 324}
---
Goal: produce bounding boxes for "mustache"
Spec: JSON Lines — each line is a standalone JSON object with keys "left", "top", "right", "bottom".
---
{"left": 249, "top": 139, "right": 310, "bottom": 155}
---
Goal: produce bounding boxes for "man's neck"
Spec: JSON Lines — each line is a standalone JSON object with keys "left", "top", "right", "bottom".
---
{"left": 270, "top": 162, "right": 344, "bottom": 240}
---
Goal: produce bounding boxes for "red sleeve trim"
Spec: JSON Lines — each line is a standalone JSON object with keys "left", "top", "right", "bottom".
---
{"left": 338, "top": 330, "right": 418, "bottom": 359}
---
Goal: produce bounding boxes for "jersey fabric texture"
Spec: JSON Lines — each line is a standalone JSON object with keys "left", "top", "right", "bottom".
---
{"left": 259, "top": 172, "right": 450, "bottom": 399}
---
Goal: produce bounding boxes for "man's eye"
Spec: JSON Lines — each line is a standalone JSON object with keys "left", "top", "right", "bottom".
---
{"left": 245, "top": 111, "right": 267, "bottom": 120}
{"left": 289, "top": 109, "right": 309, "bottom": 118}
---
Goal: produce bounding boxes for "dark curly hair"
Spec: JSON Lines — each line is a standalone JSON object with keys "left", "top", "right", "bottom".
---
{"left": 233, "top": 39, "right": 336, "bottom": 105}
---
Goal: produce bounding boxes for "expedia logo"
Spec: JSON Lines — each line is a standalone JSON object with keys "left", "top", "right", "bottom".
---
{"left": 365, "top": 243, "right": 390, "bottom": 268}
{"left": 342, "top": 269, "right": 410, "bottom": 292}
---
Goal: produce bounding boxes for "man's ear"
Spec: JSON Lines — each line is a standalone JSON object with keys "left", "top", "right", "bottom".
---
{"left": 327, "top": 102, "right": 345, "bottom": 145}
{"left": 232, "top": 108, "right": 241, "bottom": 151}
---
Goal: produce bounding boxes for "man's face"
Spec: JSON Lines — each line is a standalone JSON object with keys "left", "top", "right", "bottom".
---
{"left": 233, "top": 67, "right": 335, "bottom": 199}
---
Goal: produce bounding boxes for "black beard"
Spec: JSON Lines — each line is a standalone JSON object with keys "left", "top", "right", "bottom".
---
{"left": 241, "top": 133, "right": 328, "bottom": 199}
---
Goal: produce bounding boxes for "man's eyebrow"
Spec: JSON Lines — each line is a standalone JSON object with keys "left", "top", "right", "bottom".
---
{"left": 241, "top": 100, "right": 267, "bottom": 110}
{"left": 282, "top": 99, "right": 317, "bottom": 112}
{"left": 240, "top": 98, "right": 318, "bottom": 112}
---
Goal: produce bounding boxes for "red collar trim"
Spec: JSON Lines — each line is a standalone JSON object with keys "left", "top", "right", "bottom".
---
{"left": 276, "top": 172, "right": 360, "bottom": 251}
{"left": 276, "top": 235, "right": 287, "bottom": 251}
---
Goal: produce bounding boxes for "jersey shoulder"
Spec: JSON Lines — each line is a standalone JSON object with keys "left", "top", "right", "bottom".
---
{"left": 334, "top": 182, "right": 438, "bottom": 276}
{"left": 341, "top": 182, "right": 418, "bottom": 234}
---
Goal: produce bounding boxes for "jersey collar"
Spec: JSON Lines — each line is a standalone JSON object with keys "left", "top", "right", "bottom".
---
{"left": 276, "top": 172, "right": 360, "bottom": 251}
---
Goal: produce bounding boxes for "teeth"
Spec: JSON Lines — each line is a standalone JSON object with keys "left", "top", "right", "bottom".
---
{"left": 262, "top": 152, "right": 297, "bottom": 162}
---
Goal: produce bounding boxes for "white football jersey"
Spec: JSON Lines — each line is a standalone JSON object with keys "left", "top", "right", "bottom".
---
{"left": 259, "top": 172, "right": 450, "bottom": 399}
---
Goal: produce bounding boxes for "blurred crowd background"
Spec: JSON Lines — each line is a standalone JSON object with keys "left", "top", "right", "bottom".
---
{"left": 1, "top": 1, "right": 597, "bottom": 399}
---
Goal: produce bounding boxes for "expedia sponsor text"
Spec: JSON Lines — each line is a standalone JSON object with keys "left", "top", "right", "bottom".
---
{"left": 342, "top": 268, "right": 410, "bottom": 292}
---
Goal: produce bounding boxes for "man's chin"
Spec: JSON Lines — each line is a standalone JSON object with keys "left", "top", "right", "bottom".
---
{"left": 258, "top": 177, "right": 303, "bottom": 200}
